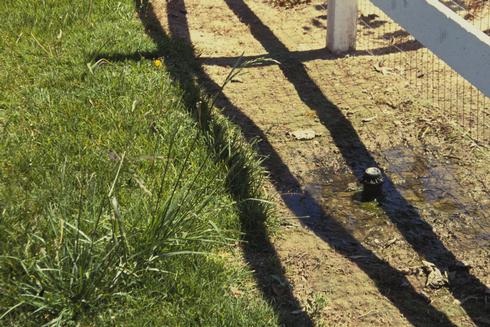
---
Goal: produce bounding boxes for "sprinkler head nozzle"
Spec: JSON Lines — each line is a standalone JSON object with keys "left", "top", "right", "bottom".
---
{"left": 361, "top": 167, "right": 384, "bottom": 201}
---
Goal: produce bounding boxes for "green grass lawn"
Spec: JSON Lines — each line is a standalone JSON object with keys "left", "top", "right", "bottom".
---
{"left": 0, "top": 0, "right": 277, "bottom": 325}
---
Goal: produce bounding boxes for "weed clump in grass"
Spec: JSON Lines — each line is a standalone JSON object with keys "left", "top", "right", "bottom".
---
{"left": 0, "top": 122, "right": 235, "bottom": 324}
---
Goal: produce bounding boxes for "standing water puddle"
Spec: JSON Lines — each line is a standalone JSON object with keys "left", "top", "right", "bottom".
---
{"left": 303, "top": 146, "right": 490, "bottom": 251}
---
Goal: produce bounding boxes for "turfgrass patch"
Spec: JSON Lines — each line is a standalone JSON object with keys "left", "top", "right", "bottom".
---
{"left": 0, "top": 0, "right": 276, "bottom": 325}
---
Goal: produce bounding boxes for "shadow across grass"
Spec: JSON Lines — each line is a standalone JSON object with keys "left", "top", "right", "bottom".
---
{"left": 94, "top": 0, "right": 489, "bottom": 325}
{"left": 128, "top": 1, "right": 314, "bottom": 325}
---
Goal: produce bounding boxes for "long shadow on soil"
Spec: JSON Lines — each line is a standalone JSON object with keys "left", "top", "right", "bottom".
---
{"left": 197, "top": 38, "right": 422, "bottom": 68}
{"left": 162, "top": 2, "right": 459, "bottom": 325}
{"left": 98, "top": 1, "right": 486, "bottom": 326}
{"left": 221, "top": 0, "right": 489, "bottom": 325}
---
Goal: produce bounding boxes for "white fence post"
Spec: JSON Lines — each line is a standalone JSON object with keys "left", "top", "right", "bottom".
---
{"left": 327, "top": 0, "right": 358, "bottom": 53}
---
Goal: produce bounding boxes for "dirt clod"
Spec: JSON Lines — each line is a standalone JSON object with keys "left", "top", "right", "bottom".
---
{"left": 290, "top": 129, "right": 317, "bottom": 140}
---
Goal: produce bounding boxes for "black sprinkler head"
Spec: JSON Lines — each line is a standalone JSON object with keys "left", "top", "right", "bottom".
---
{"left": 361, "top": 167, "right": 384, "bottom": 201}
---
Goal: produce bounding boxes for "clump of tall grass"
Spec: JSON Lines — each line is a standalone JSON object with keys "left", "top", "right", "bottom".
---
{"left": 0, "top": 125, "right": 233, "bottom": 325}
{"left": 180, "top": 54, "right": 281, "bottom": 240}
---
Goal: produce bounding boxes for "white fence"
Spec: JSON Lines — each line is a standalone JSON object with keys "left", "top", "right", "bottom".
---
{"left": 327, "top": 0, "right": 490, "bottom": 98}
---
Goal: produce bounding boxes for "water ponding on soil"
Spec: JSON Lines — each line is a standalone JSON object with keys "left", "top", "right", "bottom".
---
{"left": 303, "top": 145, "right": 490, "bottom": 256}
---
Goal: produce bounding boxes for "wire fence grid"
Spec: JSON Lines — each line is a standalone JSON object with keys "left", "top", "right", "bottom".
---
{"left": 357, "top": 0, "right": 490, "bottom": 145}
{"left": 299, "top": 0, "right": 490, "bottom": 252}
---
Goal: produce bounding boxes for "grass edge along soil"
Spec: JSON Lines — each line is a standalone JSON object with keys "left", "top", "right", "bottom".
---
{"left": 0, "top": 0, "right": 279, "bottom": 325}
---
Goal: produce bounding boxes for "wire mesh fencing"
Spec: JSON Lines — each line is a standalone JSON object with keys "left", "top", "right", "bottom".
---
{"left": 300, "top": 0, "right": 490, "bottom": 253}
{"left": 357, "top": 0, "right": 490, "bottom": 144}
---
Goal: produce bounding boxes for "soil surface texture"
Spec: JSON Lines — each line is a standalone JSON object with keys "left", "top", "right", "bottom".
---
{"left": 150, "top": 1, "right": 490, "bottom": 325}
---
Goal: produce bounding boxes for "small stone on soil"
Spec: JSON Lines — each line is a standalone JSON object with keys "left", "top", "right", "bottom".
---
{"left": 290, "top": 129, "right": 317, "bottom": 140}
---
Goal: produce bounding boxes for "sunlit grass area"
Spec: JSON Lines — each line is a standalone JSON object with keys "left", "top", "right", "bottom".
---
{"left": 0, "top": 0, "right": 276, "bottom": 325}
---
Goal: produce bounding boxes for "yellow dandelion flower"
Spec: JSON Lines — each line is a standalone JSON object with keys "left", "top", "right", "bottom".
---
{"left": 154, "top": 59, "right": 162, "bottom": 68}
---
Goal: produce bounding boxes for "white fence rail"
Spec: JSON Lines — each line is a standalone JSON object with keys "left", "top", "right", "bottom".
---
{"left": 327, "top": 0, "right": 490, "bottom": 98}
